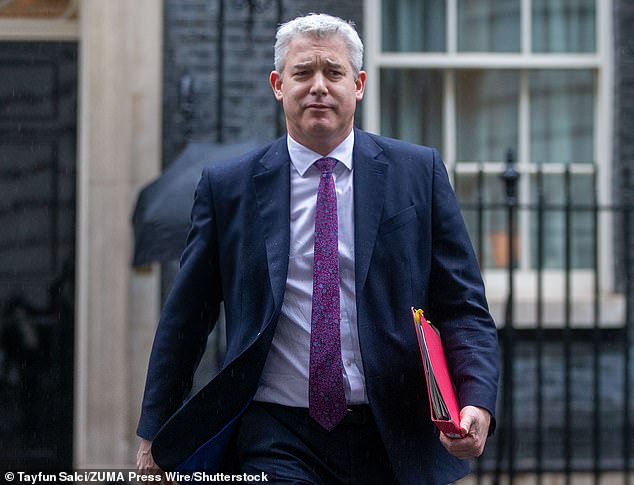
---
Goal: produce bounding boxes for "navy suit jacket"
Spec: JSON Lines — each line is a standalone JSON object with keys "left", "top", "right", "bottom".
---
{"left": 137, "top": 129, "right": 499, "bottom": 484}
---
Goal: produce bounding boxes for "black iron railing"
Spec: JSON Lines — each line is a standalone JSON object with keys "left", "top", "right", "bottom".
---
{"left": 455, "top": 156, "right": 633, "bottom": 483}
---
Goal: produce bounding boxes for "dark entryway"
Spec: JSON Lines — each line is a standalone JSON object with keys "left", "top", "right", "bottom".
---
{"left": 0, "top": 41, "right": 77, "bottom": 470}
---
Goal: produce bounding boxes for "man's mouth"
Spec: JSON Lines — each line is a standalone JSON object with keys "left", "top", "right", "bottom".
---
{"left": 306, "top": 103, "right": 333, "bottom": 110}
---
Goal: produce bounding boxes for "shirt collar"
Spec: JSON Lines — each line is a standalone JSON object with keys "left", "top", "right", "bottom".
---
{"left": 287, "top": 129, "right": 355, "bottom": 177}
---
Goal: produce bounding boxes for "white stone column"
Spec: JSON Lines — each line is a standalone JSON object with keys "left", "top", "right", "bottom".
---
{"left": 75, "top": 0, "right": 162, "bottom": 468}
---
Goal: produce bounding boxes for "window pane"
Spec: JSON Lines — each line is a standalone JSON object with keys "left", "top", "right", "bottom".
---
{"left": 530, "top": 70, "right": 594, "bottom": 164}
{"left": 455, "top": 172, "right": 511, "bottom": 269}
{"left": 532, "top": 0, "right": 596, "bottom": 53}
{"left": 382, "top": 0, "right": 446, "bottom": 52}
{"left": 457, "top": 70, "right": 519, "bottom": 162}
{"left": 529, "top": 173, "right": 595, "bottom": 269}
{"left": 458, "top": 0, "right": 520, "bottom": 52}
{"left": 380, "top": 69, "right": 443, "bottom": 150}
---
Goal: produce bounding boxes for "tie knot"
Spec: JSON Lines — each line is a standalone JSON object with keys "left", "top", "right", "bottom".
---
{"left": 315, "top": 157, "right": 338, "bottom": 175}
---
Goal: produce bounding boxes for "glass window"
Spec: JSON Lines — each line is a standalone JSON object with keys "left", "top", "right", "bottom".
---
{"left": 372, "top": 0, "right": 605, "bottom": 273}
{"left": 532, "top": 0, "right": 596, "bottom": 53}
{"left": 528, "top": 173, "right": 595, "bottom": 269}
{"left": 458, "top": 0, "right": 520, "bottom": 52}
{"left": 371, "top": 0, "right": 617, "bottom": 473}
{"left": 456, "top": 70, "right": 519, "bottom": 163}
{"left": 455, "top": 173, "right": 511, "bottom": 269}
{"left": 381, "top": 0, "right": 445, "bottom": 52}
{"left": 380, "top": 69, "right": 443, "bottom": 150}
{"left": 530, "top": 70, "right": 594, "bottom": 165}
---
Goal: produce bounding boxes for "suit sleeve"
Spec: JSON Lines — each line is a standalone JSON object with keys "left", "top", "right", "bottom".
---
{"left": 427, "top": 149, "right": 500, "bottom": 429}
{"left": 136, "top": 168, "right": 222, "bottom": 440}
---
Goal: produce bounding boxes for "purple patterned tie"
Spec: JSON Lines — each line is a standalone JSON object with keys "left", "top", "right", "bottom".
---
{"left": 309, "top": 157, "right": 347, "bottom": 431}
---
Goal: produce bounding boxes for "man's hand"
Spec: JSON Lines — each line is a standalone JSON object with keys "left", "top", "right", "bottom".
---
{"left": 439, "top": 406, "right": 491, "bottom": 460}
{"left": 136, "top": 439, "right": 159, "bottom": 472}
{"left": 136, "top": 439, "right": 172, "bottom": 484}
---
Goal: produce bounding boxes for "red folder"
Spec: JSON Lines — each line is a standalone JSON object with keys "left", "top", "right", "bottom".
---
{"left": 412, "top": 307, "right": 465, "bottom": 438}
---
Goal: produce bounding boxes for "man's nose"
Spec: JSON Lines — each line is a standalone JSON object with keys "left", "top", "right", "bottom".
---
{"left": 310, "top": 72, "right": 328, "bottom": 95}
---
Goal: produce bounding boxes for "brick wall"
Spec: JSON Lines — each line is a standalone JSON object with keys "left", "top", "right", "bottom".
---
{"left": 162, "top": 0, "right": 363, "bottom": 168}
{"left": 614, "top": 0, "right": 634, "bottom": 197}
{"left": 614, "top": 0, "right": 634, "bottom": 308}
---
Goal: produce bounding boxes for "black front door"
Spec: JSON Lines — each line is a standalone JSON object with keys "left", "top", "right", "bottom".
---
{"left": 0, "top": 41, "right": 77, "bottom": 470}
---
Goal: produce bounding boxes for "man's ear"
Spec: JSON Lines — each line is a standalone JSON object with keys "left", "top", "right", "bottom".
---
{"left": 270, "top": 71, "right": 283, "bottom": 101}
{"left": 355, "top": 71, "right": 367, "bottom": 102}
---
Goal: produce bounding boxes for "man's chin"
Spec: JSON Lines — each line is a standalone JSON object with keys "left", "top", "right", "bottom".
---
{"left": 303, "top": 119, "right": 342, "bottom": 136}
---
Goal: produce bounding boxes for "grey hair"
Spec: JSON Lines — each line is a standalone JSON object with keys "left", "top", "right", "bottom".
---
{"left": 274, "top": 13, "right": 364, "bottom": 77}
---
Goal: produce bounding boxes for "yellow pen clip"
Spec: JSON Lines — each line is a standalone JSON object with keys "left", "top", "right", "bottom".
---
{"left": 414, "top": 308, "right": 426, "bottom": 325}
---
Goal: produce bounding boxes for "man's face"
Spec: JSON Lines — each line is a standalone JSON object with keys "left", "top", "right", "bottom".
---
{"left": 270, "top": 34, "right": 366, "bottom": 155}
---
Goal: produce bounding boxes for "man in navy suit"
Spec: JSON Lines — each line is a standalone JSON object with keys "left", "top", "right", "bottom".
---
{"left": 136, "top": 13, "right": 499, "bottom": 484}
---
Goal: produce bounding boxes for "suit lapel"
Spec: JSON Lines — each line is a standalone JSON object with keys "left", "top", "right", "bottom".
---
{"left": 253, "top": 137, "right": 291, "bottom": 311}
{"left": 353, "top": 129, "right": 388, "bottom": 293}
{"left": 252, "top": 131, "right": 387, "bottom": 307}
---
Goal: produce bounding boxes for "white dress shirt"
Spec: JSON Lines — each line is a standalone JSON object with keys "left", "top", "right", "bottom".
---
{"left": 254, "top": 130, "right": 368, "bottom": 406}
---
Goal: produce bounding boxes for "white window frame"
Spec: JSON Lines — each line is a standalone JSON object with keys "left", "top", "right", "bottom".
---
{"left": 0, "top": 0, "right": 78, "bottom": 40}
{"left": 0, "top": 18, "right": 78, "bottom": 40}
{"left": 364, "top": 0, "right": 621, "bottom": 327}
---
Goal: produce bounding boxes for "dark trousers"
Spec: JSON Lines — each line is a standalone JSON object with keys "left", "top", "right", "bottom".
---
{"left": 236, "top": 401, "right": 399, "bottom": 485}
